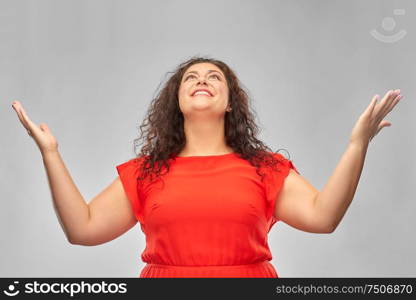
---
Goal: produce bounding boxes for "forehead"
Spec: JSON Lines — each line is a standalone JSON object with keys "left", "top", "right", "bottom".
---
{"left": 184, "top": 63, "right": 223, "bottom": 74}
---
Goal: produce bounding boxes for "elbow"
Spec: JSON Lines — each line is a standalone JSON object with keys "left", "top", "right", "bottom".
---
{"left": 66, "top": 233, "right": 76, "bottom": 245}
{"left": 68, "top": 235, "right": 105, "bottom": 246}
{"left": 68, "top": 235, "right": 95, "bottom": 246}
{"left": 323, "top": 222, "right": 337, "bottom": 234}
{"left": 305, "top": 222, "right": 336, "bottom": 234}
{"left": 313, "top": 219, "right": 337, "bottom": 234}
{"left": 323, "top": 226, "right": 335, "bottom": 234}
{"left": 69, "top": 239, "right": 95, "bottom": 246}
{"left": 310, "top": 217, "right": 337, "bottom": 234}
{"left": 313, "top": 225, "right": 335, "bottom": 234}
{"left": 68, "top": 237, "right": 79, "bottom": 245}
{"left": 68, "top": 236, "right": 82, "bottom": 245}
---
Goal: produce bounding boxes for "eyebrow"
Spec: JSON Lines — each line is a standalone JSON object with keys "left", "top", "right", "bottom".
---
{"left": 184, "top": 70, "right": 223, "bottom": 77}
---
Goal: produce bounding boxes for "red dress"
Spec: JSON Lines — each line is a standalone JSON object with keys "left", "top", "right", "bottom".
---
{"left": 116, "top": 151, "right": 299, "bottom": 278}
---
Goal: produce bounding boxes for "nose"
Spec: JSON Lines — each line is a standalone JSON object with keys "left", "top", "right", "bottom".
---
{"left": 197, "top": 78, "right": 208, "bottom": 85}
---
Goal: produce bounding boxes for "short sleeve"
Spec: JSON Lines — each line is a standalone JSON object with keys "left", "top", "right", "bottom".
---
{"left": 116, "top": 158, "right": 145, "bottom": 225}
{"left": 264, "top": 153, "right": 300, "bottom": 231}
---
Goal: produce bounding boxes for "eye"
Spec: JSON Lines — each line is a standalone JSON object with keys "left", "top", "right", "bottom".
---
{"left": 184, "top": 74, "right": 221, "bottom": 81}
{"left": 185, "top": 74, "right": 196, "bottom": 80}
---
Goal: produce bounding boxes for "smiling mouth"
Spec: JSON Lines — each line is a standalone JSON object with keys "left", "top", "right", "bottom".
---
{"left": 191, "top": 89, "right": 214, "bottom": 97}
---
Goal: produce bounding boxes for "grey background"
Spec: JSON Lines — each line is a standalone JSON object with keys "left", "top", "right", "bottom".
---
{"left": 2, "top": 0, "right": 415, "bottom": 277}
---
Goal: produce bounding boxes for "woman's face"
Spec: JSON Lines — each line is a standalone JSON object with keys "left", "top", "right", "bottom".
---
{"left": 178, "top": 62, "right": 229, "bottom": 117}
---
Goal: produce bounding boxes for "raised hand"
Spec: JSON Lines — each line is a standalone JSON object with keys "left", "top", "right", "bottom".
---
{"left": 11, "top": 100, "right": 59, "bottom": 155}
{"left": 349, "top": 89, "right": 403, "bottom": 146}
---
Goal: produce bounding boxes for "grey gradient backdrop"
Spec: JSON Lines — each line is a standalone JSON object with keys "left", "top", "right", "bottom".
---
{"left": 2, "top": 0, "right": 415, "bottom": 277}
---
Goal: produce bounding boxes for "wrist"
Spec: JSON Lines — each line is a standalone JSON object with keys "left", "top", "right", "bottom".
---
{"left": 41, "top": 149, "right": 60, "bottom": 159}
{"left": 348, "top": 139, "right": 369, "bottom": 150}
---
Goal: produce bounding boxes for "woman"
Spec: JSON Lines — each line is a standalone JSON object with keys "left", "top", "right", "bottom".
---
{"left": 11, "top": 56, "right": 402, "bottom": 277}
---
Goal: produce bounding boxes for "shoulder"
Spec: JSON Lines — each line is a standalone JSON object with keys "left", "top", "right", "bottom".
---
{"left": 116, "top": 156, "right": 147, "bottom": 175}
{"left": 261, "top": 151, "right": 293, "bottom": 173}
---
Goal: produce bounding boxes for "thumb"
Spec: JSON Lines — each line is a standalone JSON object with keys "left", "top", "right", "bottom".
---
{"left": 39, "top": 123, "right": 51, "bottom": 133}
{"left": 374, "top": 120, "right": 391, "bottom": 137}
{"left": 379, "top": 120, "right": 392, "bottom": 128}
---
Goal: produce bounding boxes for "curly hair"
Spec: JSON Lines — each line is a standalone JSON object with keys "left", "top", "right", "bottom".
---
{"left": 132, "top": 55, "right": 290, "bottom": 185}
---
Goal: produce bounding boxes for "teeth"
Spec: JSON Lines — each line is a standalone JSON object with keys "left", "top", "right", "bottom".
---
{"left": 194, "top": 91, "right": 211, "bottom": 96}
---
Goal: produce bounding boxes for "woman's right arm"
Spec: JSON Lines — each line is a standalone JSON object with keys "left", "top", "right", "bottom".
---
{"left": 12, "top": 101, "right": 138, "bottom": 246}
{"left": 42, "top": 150, "right": 91, "bottom": 244}
{"left": 43, "top": 150, "right": 137, "bottom": 246}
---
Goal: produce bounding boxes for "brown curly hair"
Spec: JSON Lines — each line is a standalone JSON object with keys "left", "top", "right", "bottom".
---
{"left": 132, "top": 55, "right": 290, "bottom": 185}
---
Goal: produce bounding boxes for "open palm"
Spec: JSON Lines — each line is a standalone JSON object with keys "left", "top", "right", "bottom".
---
{"left": 349, "top": 89, "right": 402, "bottom": 145}
{"left": 12, "top": 100, "right": 59, "bottom": 155}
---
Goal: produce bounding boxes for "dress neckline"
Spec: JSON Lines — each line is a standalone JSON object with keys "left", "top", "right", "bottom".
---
{"left": 175, "top": 152, "right": 236, "bottom": 159}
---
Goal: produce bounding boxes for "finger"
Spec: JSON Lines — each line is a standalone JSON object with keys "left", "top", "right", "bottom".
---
{"left": 375, "top": 89, "right": 400, "bottom": 119}
{"left": 389, "top": 89, "right": 400, "bottom": 102}
{"left": 363, "top": 94, "right": 379, "bottom": 117}
{"left": 379, "top": 90, "right": 396, "bottom": 108}
{"left": 12, "top": 103, "right": 33, "bottom": 137}
{"left": 385, "top": 93, "right": 402, "bottom": 115}
{"left": 19, "top": 106, "right": 38, "bottom": 130}
{"left": 378, "top": 90, "right": 401, "bottom": 119}
{"left": 16, "top": 104, "right": 42, "bottom": 136}
{"left": 12, "top": 102, "right": 31, "bottom": 131}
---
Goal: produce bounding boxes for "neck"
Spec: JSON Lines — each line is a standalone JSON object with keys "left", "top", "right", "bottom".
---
{"left": 179, "top": 118, "right": 232, "bottom": 156}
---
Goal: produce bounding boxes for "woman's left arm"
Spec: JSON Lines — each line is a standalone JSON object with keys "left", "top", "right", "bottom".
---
{"left": 315, "top": 89, "right": 403, "bottom": 231}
